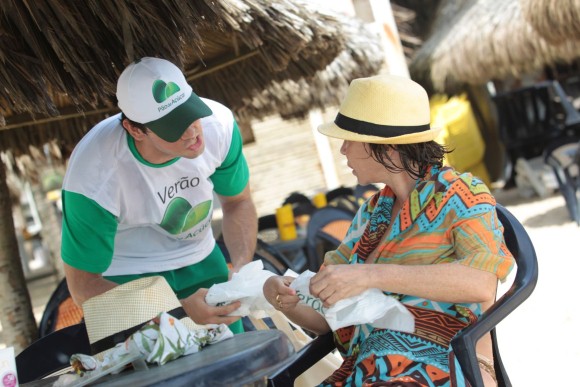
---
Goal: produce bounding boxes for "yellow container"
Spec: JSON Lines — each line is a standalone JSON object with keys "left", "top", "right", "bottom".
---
{"left": 431, "top": 94, "right": 491, "bottom": 186}
{"left": 312, "top": 192, "right": 327, "bottom": 208}
{"left": 276, "top": 204, "right": 297, "bottom": 241}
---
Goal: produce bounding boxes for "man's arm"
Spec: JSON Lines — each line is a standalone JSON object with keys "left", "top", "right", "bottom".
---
{"left": 64, "top": 263, "right": 118, "bottom": 305}
{"left": 217, "top": 183, "right": 257, "bottom": 274}
{"left": 65, "top": 262, "right": 243, "bottom": 325}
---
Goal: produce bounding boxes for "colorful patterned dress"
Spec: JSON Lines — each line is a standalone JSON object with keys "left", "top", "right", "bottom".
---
{"left": 319, "top": 166, "right": 514, "bottom": 387}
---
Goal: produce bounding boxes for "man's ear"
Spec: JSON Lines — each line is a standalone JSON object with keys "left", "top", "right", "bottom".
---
{"left": 122, "top": 118, "right": 147, "bottom": 141}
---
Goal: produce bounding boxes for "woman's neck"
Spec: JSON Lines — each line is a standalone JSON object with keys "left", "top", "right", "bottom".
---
{"left": 388, "top": 172, "right": 416, "bottom": 201}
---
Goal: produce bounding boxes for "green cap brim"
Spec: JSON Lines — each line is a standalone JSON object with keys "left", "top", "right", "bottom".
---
{"left": 145, "top": 93, "right": 212, "bottom": 142}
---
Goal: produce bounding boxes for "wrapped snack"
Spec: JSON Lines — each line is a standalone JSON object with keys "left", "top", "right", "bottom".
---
{"left": 290, "top": 270, "right": 415, "bottom": 332}
{"left": 205, "top": 260, "right": 277, "bottom": 318}
{"left": 70, "top": 353, "right": 100, "bottom": 375}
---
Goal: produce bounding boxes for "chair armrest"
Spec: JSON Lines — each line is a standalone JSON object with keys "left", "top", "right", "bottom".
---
{"left": 268, "top": 331, "right": 335, "bottom": 386}
{"left": 452, "top": 253, "right": 538, "bottom": 386}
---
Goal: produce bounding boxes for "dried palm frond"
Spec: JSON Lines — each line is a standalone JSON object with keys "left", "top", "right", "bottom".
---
{"left": 0, "top": 0, "right": 348, "bottom": 156}
{"left": 410, "top": 0, "right": 580, "bottom": 94}
{"left": 519, "top": 0, "right": 580, "bottom": 44}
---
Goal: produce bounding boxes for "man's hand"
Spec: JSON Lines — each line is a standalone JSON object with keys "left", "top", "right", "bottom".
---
{"left": 181, "top": 288, "right": 242, "bottom": 325}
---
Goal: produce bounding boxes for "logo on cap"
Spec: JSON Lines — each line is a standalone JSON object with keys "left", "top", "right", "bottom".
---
{"left": 152, "top": 80, "right": 181, "bottom": 103}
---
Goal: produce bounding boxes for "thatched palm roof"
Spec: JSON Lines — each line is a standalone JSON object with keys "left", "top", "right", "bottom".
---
{"left": 1, "top": 0, "right": 364, "bottom": 157}
{"left": 409, "top": 0, "right": 580, "bottom": 94}
{"left": 238, "top": 16, "right": 385, "bottom": 120}
{"left": 519, "top": 0, "right": 580, "bottom": 44}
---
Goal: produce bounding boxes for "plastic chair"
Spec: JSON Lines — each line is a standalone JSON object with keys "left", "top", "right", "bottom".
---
{"left": 353, "top": 184, "right": 379, "bottom": 205}
{"left": 282, "top": 192, "right": 317, "bottom": 218}
{"left": 451, "top": 203, "right": 538, "bottom": 386}
{"left": 304, "top": 206, "right": 355, "bottom": 271}
{"left": 325, "top": 186, "right": 358, "bottom": 214}
{"left": 493, "top": 80, "right": 580, "bottom": 183}
{"left": 216, "top": 238, "right": 294, "bottom": 277}
{"left": 16, "top": 322, "right": 91, "bottom": 383}
{"left": 268, "top": 203, "right": 538, "bottom": 387}
{"left": 543, "top": 136, "right": 580, "bottom": 225}
{"left": 38, "top": 278, "right": 84, "bottom": 338}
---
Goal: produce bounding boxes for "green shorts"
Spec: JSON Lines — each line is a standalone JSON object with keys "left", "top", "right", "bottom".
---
{"left": 105, "top": 243, "right": 243, "bottom": 333}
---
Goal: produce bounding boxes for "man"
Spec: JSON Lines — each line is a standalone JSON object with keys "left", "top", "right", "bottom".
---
{"left": 61, "top": 57, "right": 257, "bottom": 333}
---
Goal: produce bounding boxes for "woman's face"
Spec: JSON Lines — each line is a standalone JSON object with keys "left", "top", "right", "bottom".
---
{"left": 340, "top": 140, "right": 390, "bottom": 185}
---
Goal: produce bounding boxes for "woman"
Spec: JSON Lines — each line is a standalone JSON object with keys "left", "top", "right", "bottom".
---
{"left": 263, "top": 75, "right": 514, "bottom": 386}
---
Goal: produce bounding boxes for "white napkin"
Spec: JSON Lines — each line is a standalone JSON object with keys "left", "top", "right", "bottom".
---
{"left": 290, "top": 270, "right": 415, "bottom": 332}
{"left": 205, "top": 260, "right": 277, "bottom": 318}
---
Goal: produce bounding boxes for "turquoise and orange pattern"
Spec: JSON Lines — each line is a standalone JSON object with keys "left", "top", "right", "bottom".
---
{"left": 320, "top": 166, "right": 514, "bottom": 386}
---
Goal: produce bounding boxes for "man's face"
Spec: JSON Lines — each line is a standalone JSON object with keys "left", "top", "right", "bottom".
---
{"left": 143, "top": 119, "right": 206, "bottom": 163}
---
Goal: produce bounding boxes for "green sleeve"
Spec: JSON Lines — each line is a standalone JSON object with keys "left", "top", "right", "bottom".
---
{"left": 210, "top": 121, "right": 250, "bottom": 196}
{"left": 61, "top": 190, "right": 118, "bottom": 273}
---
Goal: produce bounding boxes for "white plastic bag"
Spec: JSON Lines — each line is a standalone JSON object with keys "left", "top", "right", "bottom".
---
{"left": 290, "top": 270, "right": 414, "bottom": 332}
{"left": 205, "top": 260, "right": 276, "bottom": 318}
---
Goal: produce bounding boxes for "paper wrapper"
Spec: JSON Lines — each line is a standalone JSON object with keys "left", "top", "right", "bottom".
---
{"left": 290, "top": 270, "right": 415, "bottom": 332}
{"left": 54, "top": 312, "right": 233, "bottom": 386}
{"left": 205, "top": 260, "right": 277, "bottom": 318}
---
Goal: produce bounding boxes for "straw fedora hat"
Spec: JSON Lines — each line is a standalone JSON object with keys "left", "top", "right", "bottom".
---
{"left": 82, "top": 276, "right": 202, "bottom": 357}
{"left": 318, "top": 74, "right": 441, "bottom": 144}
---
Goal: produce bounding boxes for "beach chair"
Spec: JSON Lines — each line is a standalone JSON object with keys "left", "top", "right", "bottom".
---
{"left": 543, "top": 136, "right": 580, "bottom": 225}
{"left": 303, "top": 206, "right": 355, "bottom": 271}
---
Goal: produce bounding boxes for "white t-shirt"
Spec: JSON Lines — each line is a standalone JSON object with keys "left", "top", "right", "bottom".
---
{"left": 61, "top": 98, "right": 248, "bottom": 276}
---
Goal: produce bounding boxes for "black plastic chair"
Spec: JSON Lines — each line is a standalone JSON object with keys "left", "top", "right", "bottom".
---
{"left": 492, "top": 80, "right": 580, "bottom": 183}
{"left": 353, "top": 183, "right": 379, "bottom": 205}
{"left": 325, "top": 186, "right": 359, "bottom": 214}
{"left": 282, "top": 192, "right": 317, "bottom": 218}
{"left": 543, "top": 136, "right": 580, "bottom": 225}
{"left": 304, "top": 206, "right": 355, "bottom": 271}
{"left": 268, "top": 204, "right": 538, "bottom": 387}
{"left": 16, "top": 322, "right": 91, "bottom": 384}
{"left": 450, "top": 203, "right": 538, "bottom": 387}
{"left": 38, "top": 278, "right": 84, "bottom": 338}
{"left": 216, "top": 238, "right": 294, "bottom": 277}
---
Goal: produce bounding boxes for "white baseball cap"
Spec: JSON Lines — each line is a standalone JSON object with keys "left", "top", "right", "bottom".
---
{"left": 116, "top": 57, "right": 212, "bottom": 142}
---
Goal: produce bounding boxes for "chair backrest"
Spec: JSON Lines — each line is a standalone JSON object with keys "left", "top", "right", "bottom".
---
{"left": 354, "top": 184, "right": 379, "bottom": 205}
{"left": 492, "top": 80, "right": 580, "bottom": 164}
{"left": 325, "top": 186, "right": 359, "bottom": 214}
{"left": 16, "top": 322, "right": 91, "bottom": 383}
{"left": 216, "top": 238, "right": 294, "bottom": 276}
{"left": 38, "top": 278, "right": 84, "bottom": 338}
{"left": 304, "top": 206, "right": 355, "bottom": 271}
{"left": 493, "top": 81, "right": 573, "bottom": 160}
{"left": 451, "top": 203, "right": 539, "bottom": 387}
{"left": 282, "top": 192, "right": 317, "bottom": 218}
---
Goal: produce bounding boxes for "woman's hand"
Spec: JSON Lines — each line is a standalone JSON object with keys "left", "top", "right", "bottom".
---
{"left": 181, "top": 288, "right": 241, "bottom": 325}
{"left": 310, "top": 264, "right": 371, "bottom": 307}
{"left": 263, "top": 275, "right": 299, "bottom": 311}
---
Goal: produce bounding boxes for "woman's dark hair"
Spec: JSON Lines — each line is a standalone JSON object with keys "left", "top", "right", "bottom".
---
{"left": 367, "top": 141, "right": 451, "bottom": 180}
{"left": 120, "top": 113, "right": 147, "bottom": 134}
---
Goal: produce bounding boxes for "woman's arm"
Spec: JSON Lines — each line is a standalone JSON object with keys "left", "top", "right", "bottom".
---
{"left": 263, "top": 276, "right": 330, "bottom": 335}
{"left": 310, "top": 262, "right": 498, "bottom": 307}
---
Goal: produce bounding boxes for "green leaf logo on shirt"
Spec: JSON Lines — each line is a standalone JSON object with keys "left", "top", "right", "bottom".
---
{"left": 152, "top": 80, "right": 181, "bottom": 103}
{"left": 159, "top": 198, "right": 212, "bottom": 234}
